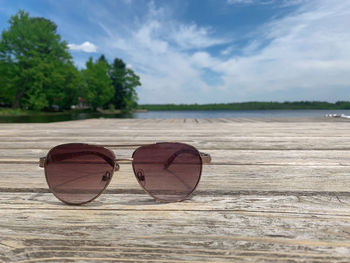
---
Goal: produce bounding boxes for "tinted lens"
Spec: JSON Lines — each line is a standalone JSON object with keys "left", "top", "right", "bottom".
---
{"left": 132, "top": 143, "right": 202, "bottom": 202}
{"left": 45, "top": 143, "right": 115, "bottom": 204}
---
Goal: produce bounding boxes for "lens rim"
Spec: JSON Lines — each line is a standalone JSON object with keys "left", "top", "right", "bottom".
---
{"left": 44, "top": 143, "right": 116, "bottom": 205}
{"left": 131, "top": 142, "right": 203, "bottom": 203}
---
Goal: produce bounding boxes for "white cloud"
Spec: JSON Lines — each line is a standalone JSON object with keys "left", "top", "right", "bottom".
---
{"left": 89, "top": 0, "right": 350, "bottom": 103}
{"left": 134, "top": 21, "right": 169, "bottom": 54}
{"left": 170, "top": 24, "right": 228, "bottom": 50}
{"left": 93, "top": 2, "right": 226, "bottom": 103}
{"left": 221, "top": 46, "right": 234, "bottom": 56}
{"left": 68, "top": 41, "right": 97, "bottom": 53}
{"left": 214, "top": 0, "right": 350, "bottom": 101}
{"left": 191, "top": 52, "right": 221, "bottom": 69}
{"left": 227, "top": 0, "right": 304, "bottom": 6}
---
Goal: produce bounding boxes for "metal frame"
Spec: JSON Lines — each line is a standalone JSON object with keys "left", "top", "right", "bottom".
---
{"left": 39, "top": 142, "right": 211, "bottom": 205}
{"left": 39, "top": 153, "right": 210, "bottom": 167}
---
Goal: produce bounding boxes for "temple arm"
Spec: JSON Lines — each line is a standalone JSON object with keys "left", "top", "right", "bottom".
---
{"left": 164, "top": 150, "right": 211, "bottom": 169}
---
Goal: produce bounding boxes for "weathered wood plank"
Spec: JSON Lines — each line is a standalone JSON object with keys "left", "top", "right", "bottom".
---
{"left": 1, "top": 118, "right": 350, "bottom": 262}
{"left": 1, "top": 193, "right": 350, "bottom": 262}
{"left": 2, "top": 136, "right": 350, "bottom": 150}
{"left": 0, "top": 164, "right": 349, "bottom": 193}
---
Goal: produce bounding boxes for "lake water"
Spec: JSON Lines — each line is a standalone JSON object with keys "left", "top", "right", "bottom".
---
{"left": 134, "top": 110, "right": 350, "bottom": 119}
{"left": 1, "top": 110, "right": 350, "bottom": 123}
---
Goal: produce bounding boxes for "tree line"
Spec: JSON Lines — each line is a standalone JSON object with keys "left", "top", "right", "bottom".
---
{"left": 0, "top": 10, "right": 140, "bottom": 111}
{"left": 140, "top": 101, "right": 350, "bottom": 111}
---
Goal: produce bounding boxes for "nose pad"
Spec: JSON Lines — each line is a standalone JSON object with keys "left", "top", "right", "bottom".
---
{"left": 136, "top": 169, "right": 146, "bottom": 187}
{"left": 102, "top": 171, "right": 112, "bottom": 182}
{"left": 114, "top": 163, "right": 120, "bottom": 171}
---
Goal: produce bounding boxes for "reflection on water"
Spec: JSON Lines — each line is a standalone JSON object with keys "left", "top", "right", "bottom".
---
{"left": 1, "top": 110, "right": 350, "bottom": 123}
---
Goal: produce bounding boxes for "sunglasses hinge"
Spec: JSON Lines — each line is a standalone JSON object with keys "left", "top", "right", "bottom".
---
{"left": 200, "top": 152, "right": 211, "bottom": 164}
{"left": 39, "top": 157, "right": 46, "bottom": 168}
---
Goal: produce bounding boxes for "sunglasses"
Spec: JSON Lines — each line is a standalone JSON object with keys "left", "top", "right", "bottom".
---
{"left": 39, "top": 142, "right": 211, "bottom": 205}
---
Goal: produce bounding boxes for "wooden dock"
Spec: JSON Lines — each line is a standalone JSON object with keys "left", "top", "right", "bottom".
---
{"left": 1, "top": 117, "right": 350, "bottom": 262}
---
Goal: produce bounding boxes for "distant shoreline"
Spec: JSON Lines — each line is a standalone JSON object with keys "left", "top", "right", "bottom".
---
{"left": 2, "top": 108, "right": 350, "bottom": 123}
{"left": 2, "top": 101, "right": 350, "bottom": 117}
{"left": 138, "top": 101, "right": 350, "bottom": 111}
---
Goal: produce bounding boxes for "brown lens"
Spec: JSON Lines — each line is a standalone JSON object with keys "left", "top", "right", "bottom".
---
{"left": 45, "top": 143, "right": 115, "bottom": 204}
{"left": 132, "top": 143, "right": 202, "bottom": 202}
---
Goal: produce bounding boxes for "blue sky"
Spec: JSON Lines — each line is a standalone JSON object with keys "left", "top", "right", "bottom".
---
{"left": 1, "top": 0, "right": 349, "bottom": 104}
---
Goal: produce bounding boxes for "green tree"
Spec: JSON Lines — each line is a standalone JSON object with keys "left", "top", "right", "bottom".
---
{"left": 109, "top": 58, "right": 140, "bottom": 111}
{"left": 0, "top": 58, "right": 17, "bottom": 105}
{"left": 0, "top": 10, "right": 80, "bottom": 110}
{"left": 81, "top": 56, "right": 114, "bottom": 109}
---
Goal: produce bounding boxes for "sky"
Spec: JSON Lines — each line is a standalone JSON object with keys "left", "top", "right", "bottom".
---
{"left": 0, "top": 0, "right": 349, "bottom": 104}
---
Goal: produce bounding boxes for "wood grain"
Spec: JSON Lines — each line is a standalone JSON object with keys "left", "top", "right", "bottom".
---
{"left": 1, "top": 117, "right": 350, "bottom": 262}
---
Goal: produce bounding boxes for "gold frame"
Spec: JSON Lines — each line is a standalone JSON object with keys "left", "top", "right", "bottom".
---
{"left": 39, "top": 143, "right": 211, "bottom": 205}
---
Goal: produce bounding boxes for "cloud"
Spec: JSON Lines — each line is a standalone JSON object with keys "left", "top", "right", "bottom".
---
{"left": 227, "top": 0, "right": 304, "bottom": 6}
{"left": 220, "top": 46, "right": 234, "bottom": 56}
{"left": 77, "top": 0, "right": 350, "bottom": 103}
{"left": 170, "top": 24, "right": 228, "bottom": 50}
{"left": 214, "top": 0, "right": 350, "bottom": 101}
{"left": 68, "top": 41, "right": 97, "bottom": 53}
{"left": 92, "top": 2, "right": 227, "bottom": 103}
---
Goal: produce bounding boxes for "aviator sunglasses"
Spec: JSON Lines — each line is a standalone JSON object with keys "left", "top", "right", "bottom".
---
{"left": 39, "top": 142, "right": 211, "bottom": 205}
